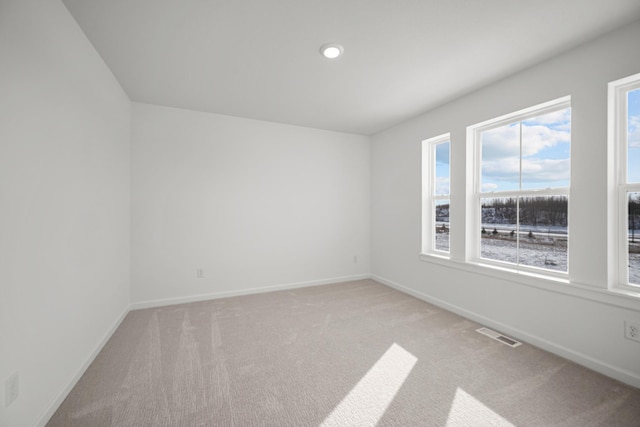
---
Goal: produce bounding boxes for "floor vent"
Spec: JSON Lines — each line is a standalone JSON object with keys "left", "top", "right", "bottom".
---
{"left": 476, "top": 327, "right": 522, "bottom": 348}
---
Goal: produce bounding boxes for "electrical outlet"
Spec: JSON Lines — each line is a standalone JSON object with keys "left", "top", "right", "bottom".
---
{"left": 196, "top": 268, "right": 204, "bottom": 279}
{"left": 625, "top": 321, "right": 640, "bottom": 343}
{"left": 5, "top": 372, "right": 19, "bottom": 407}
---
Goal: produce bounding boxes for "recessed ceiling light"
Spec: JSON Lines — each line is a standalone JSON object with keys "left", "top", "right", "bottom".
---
{"left": 320, "top": 43, "right": 343, "bottom": 59}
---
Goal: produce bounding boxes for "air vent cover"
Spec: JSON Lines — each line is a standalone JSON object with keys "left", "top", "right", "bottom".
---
{"left": 476, "top": 327, "right": 522, "bottom": 348}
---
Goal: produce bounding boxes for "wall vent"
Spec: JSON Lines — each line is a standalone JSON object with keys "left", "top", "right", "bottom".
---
{"left": 476, "top": 327, "right": 522, "bottom": 348}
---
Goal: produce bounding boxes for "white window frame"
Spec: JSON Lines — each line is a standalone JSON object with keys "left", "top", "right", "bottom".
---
{"left": 467, "top": 96, "right": 571, "bottom": 279}
{"left": 421, "top": 133, "right": 451, "bottom": 257}
{"left": 609, "top": 72, "right": 640, "bottom": 291}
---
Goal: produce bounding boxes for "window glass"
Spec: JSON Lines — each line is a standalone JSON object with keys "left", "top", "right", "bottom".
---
{"left": 422, "top": 135, "right": 450, "bottom": 256}
{"left": 481, "top": 123, "right": 520, "bottom": 192}
{"left": 521, "top": 108, "right": 571, "bottom": 190}
{"left": 474, "top": 98, "right": 570, "bottom": 274}
{"left": 610, "top": 74, "right": 640, "bottom": 289}
{"left": 628, "top": 88, "right": 640, "bottom": 184}
{"left": 517, "top": 195, "right": 568, "bottom": 272}
{"left": 629, "top": 192, "right": 640, "bottom": 285}
{"left": 435, "top": 142, "right": 450, "bottom": 195}
{"left": 481, "top": 197, "right": 517, "bottom": 264}
{"left": 480, "top": 195, "right": 568, "bottom": 271}
{"left": 435, "top": 199, "right": 450, "bottom": 252}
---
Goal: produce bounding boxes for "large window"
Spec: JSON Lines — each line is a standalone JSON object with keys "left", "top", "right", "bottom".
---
{"left": 422, "top": 134, "right": 450, "bottom": 255}
{"left": 469, "top": 97, "right": 571, "bottom": 275}
{"left": 610, "top": 73, "right": 640, "bottom": 289}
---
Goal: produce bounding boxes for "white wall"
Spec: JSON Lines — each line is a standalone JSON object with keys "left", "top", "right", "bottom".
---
{"left": 131, "top": 103, "right": 370, "bottom": 306}
{"left": 371, "top": 20, "right": 640, "bottom": 386}
{"left": 3, "top": 2, "right": 638, "bottom": 425}
{"left": 0, "top": 1, "right": 131, "bottom": 426}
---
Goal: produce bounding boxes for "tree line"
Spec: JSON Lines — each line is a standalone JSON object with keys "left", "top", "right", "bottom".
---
{"left": 480, "top": 197, "right": 568, "bottom": 227}
{"left": 436, "top": 195, "right": 640, "bottom": 229}
{"left": 630, "top": 195, "right": 640, "bottom": 237}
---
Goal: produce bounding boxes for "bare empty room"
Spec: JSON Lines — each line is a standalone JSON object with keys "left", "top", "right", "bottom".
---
{"left": 2, "top": 0, "right": 640, "bottom": 426}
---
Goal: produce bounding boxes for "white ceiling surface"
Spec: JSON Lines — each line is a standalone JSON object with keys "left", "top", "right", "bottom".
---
{"left": 61, "top": 0, "right": 640, "bottom": 135}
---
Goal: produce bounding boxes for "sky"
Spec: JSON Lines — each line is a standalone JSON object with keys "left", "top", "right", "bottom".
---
{"left": 481, "top": 108, "right": 571, "bottom": 192}
{"left": 629, "top": 88, "right": 640, "bottom": 183}
{"left": 435, "top": 141, "right": 450, "bottom": 195}
{"left": 434, "top": 91, "right": 638, "bottom": 194}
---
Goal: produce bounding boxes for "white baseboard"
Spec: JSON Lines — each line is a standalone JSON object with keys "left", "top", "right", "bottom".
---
{"left": 130, "top": 274, "right": 371, "bottom": 310}
{"left": 370, "top": 274, "right": 640, "bottom": 389}
{"left": 35, "top": 306, "right": 130, "bottom": 427}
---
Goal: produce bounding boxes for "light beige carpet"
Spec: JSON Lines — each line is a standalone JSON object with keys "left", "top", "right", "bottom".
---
{"left": 48, "top": 279, "right": 640, "bottom": 426}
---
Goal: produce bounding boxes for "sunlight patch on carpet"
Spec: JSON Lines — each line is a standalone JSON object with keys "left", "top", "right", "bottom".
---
{"left": 446, "top": 387, "right": 514, "bottom": 427}
{"left": 320, "top": 343, "right": 417, "bottom": 427}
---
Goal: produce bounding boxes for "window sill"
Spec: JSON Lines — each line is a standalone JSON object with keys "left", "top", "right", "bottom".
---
{"left": 419, "top": 252, "right": 640, "bottom": 311}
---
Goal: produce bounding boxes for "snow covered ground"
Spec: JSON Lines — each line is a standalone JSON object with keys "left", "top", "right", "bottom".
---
{"left": 481, "top": 234, "right": 567, "bottom": 272}
{"left": 630, "top": 254, "right": 640, "bottom": 284}
{"left": 434, "top": 226, "right": 567, "bottom": 272}
{"left": 434, "top": 225, "right": 640, "bottom": 282}
{"left": 629, "top": 241, "right": 640, "bottom": 285}
{"left": 434, "top": 228, "right": 450, "bottom": 252}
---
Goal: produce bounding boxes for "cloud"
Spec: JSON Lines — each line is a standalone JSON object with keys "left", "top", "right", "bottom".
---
{"left": 483, "top": 157, "right": 520, "bottom": 176}
{"left": 481, "top": 123, "right": 520, "bottom": 159}
{"left": 523, "top": 108, "right": 571, "bottom": 127}
{"left": 435, "top": 176, "right": 450, "bottom": 195}
{"left": 521, "top": 125, "right": 570, "bottom": 157}
{"left": 481, "top": 157, "right": 570, "bottom": 191}
{"left": 629, "top": 115, "right": 640, "bottom": 148}
{"left": 479, "top": 109, "right": 571, "bottom": 192}
{"left": 521, "top": 158, "right": 570, "bottom": 185}
{"left": 481, "top": 122, "right": 570, "bottom": 161}
{"left": 481, "top": 183, "right": 499, "bottom": 192}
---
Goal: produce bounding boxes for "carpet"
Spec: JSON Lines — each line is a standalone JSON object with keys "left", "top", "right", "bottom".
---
{"left": 47, "top": 279, "right": 640, "bottom": 426}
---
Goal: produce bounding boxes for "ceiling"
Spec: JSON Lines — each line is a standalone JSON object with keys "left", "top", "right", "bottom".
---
{"left": 61, "top": 0, "right": 640, "bottom": 135}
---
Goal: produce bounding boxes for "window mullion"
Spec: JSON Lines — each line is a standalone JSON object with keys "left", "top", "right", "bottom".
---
{"left": 518, "top": 121, "right": 523, "bottom": 266}
{"left": 519, "top": 121, "right": 523, "bottom": 191}
{"left": 516, "top": 196, "right": 521, "bottom": 266}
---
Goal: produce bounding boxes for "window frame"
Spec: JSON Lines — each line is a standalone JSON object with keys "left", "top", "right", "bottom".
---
{"left": 610, "top": 72, "right": 640, "bottom": 291}
{"left": 421, "top": 133, "right": 451, "bottom": 257}
{"left": 467, "top": 96, "right": 571, "bottom": 279}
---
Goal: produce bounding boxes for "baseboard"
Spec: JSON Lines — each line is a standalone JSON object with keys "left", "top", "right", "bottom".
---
{"left": 130, "top": 274, "right": 371, "bottom": 310}
{"left": 370, "top": 274, "right": 640, "bottom": 389}
{"left": 35, "top": 306, "right": 130, "bottom": 427}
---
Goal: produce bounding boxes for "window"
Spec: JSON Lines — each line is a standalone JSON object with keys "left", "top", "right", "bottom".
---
{"left": 422, "top": 134, "right": 450, "bottom": 255}
{"left": 610, "top": 72, "right": 640, "bottom": 289}
{"left": 468, "top": 97, "right": 571, "bottom": 276}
